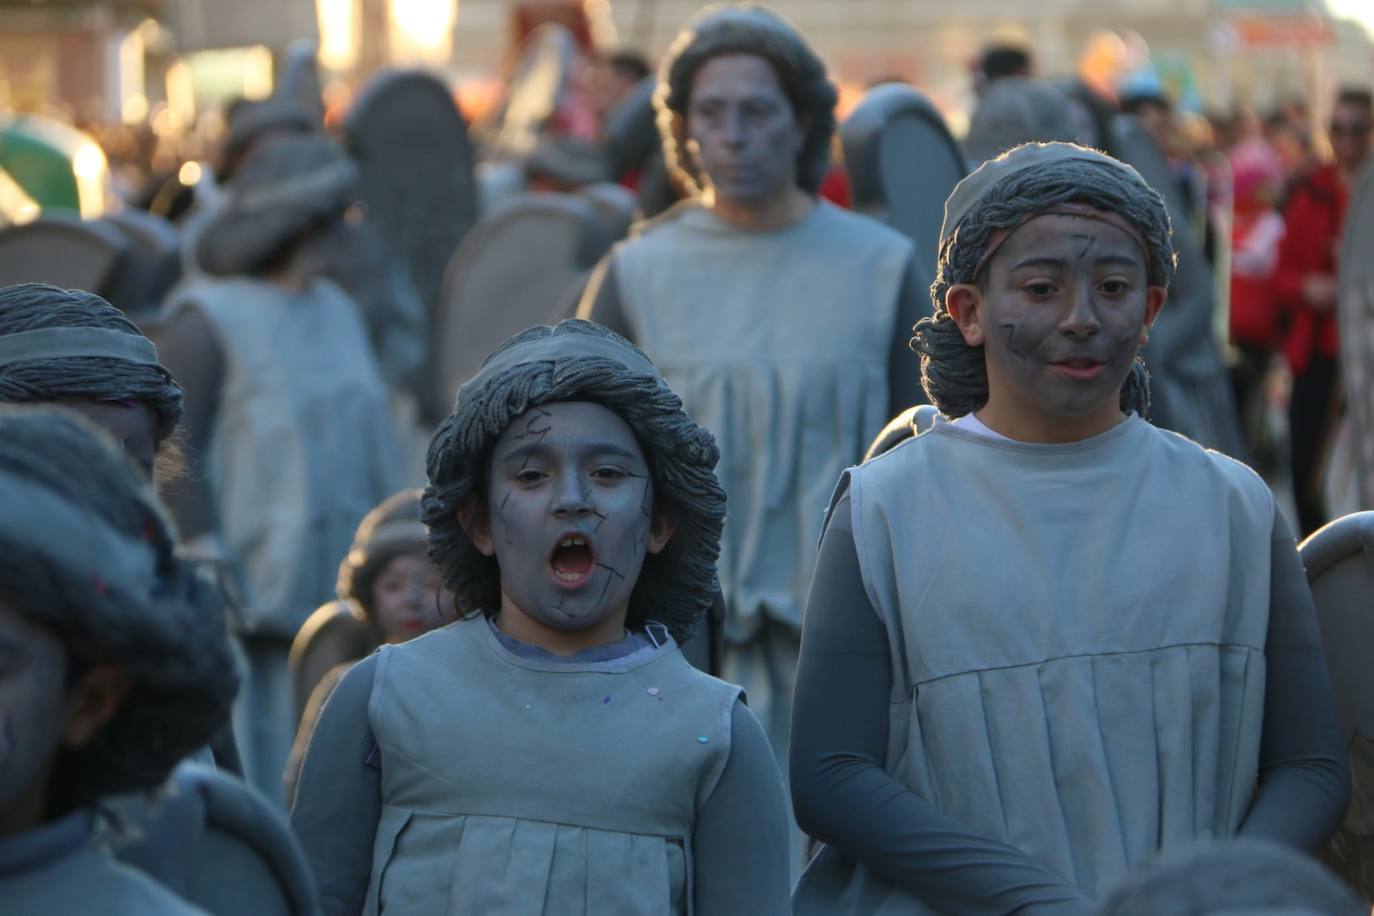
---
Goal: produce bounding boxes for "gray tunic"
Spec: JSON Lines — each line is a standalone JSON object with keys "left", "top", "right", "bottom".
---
{"left": 795, "top": 417, "right": 1277, "bottom": 913}
{"left": 359, "top": 617, "right": 754, "bottom": 915}
{"left": 0, "top": 811, "right": 208, "bottom": 915}
{"left": 593, "top": 201, "right": 914, "bottom": 640}
{"left": 165, "top": 276, "right": 397, "bottom": 638}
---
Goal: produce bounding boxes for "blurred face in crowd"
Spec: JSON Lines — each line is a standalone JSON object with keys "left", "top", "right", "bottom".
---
{"left": 947, "top": 212, "right": 1166, "bottom": 441}
{"left": 684, "top": 54, "right": 805, "bottom": 210}
{"left": 0, "top": 602, "right": 128, "bottom": 836}
{"left": 370, "top": 551, "right": 448, "bottom": 644}
{"left": 1330, "top": 101, "right": 1372, "bottom": 175}
{"left": 60, "top": 400, "right": 158, "bottom": 480}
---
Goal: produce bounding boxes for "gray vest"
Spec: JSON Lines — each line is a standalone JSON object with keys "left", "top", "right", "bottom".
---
{"left": 612, "top": 201, "right": 911, "bottom": 638}
{"left": 364, "top": 617, "right": 742, "bottom": 915}
{"left": 795, "top": 418, "right": 1275, "bottom": 913}
{"left": 168, "top": 277, "right": 397, "bottom": 637}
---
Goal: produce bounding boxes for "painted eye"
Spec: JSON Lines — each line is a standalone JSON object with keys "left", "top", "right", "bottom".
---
{"left": 1099, "top": 280, "right": 1130, "bottom": 296}
{"left": 515, "top": 469, "right": 545, "bottom": 484}
{"left": 1026, "top": 282, "right": 1056, "bottom": 297}
{"left": 591, "top": 466, "right": 628, "bottom": 481}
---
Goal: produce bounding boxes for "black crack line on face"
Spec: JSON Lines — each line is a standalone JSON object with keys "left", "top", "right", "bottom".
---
{"left": 517, "top": 416, "right": 554, "bottom": 472}
{"left": 634, "top": 477, "right": 652, "bottom": 550}
{"left": 497, "top": 487, "right": 514, "bottom": 545}
{"left": 997, "top": 322, "right": 1031, "bottom": 359}
{"left": 508, "top": 407, "right": 552, "bottom": 441}
{"left": 595, "top": 561, "right": 627, "bottom": 603}
{"left": 1071, "top": 233, "right": 1096, "bottom": 260}
{"left": 593, "top": 508, "right": 609, "bottom": 532}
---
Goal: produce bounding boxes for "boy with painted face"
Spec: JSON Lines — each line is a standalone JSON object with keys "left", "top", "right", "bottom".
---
{"left": 789, "top": 142, "right": 1350, "bottom": 913}
{"left": 292, "top": 320, "right": 791, "bottom": 915}
{"left": 0, "top": 409, "right": 238, "bottom": 914}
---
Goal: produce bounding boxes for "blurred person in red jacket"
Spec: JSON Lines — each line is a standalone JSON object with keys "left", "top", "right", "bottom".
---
{"left": 1228, "top": 135, "right": 1286, "bottom": 467}
{"left": 1275, "top": 87, "right": 1372, "bottom": 535}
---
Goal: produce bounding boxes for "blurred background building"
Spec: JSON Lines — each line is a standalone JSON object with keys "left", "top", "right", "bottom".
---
{"left": 2, "top": 0, "right": 1370, "bottom": 117}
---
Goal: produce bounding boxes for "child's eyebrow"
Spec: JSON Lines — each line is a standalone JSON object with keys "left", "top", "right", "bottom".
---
{"left": 1008, "top": 256, "right": 1068, "bottom": 272}
{"left": 1009, "top": 254, "right": 1143, "bottom": 271}
{"left": 496, "top": 442, "right": 643, "bottom": 464}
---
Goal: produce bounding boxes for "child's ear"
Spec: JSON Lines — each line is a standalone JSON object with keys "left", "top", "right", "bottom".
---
{"left": 946, "top": 284, "right": 986, "bottom": 346}
{"left": 457, "top": 497, "right": 495, "bottom": 558}
{"left": 62, "top": 664, "right": 131, "bottom": 749}
{"left": 1140, "top": 286, "right": 1168, "bottom": 346}
{"left": 645, "top": 506, "right": 677, "bottom": 556}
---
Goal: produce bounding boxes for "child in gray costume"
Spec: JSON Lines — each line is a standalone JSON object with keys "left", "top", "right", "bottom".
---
{"left": 789, "top": 142, "right": 1350, "bottom": 913}
{"left": 292, "top": 319, "right": 791, "bottom": 915}
{"left": 0, "top": 409, "right": 238, "bottom": 914}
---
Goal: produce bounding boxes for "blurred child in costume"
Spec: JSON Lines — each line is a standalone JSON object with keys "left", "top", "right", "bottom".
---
{"left": 0, "top": 410, "right": 237, "bottom": 913}
{"left": 282, "top": 489, "right": 447, "bottom": 804}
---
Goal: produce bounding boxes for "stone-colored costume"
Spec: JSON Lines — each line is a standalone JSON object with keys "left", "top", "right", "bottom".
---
{"left": 795, "top": 417, "right": 1274, "bottom": 913}
{"left": 165, "top": 274, "right": 396, "bottom": 793}
{"left": 363, "top": 616, "right": 740, "bottom": 915}
{"left": 602, "top": 200, "right": 911, "bottom": 747}
{"left": 0, "top": 812, "right": 208, "bottom": 915}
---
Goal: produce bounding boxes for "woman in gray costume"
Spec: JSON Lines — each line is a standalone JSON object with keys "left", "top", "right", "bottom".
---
{"left": 292, "top": 319, "right": 791, "bottom": 915}
{"left": 789, "top": 142, "right": 1349, "bottom": 913}
{"left": 0, "top": 409, "right": 238, "bottom": 914}
{"left": 154, "top": 133, "right": 397, "bottom": 797}
{"left": 579, "top": 2, "right": 926, "bottom": 778}
{"left": 0, "top": 282, "right": 181, "bottom": 480}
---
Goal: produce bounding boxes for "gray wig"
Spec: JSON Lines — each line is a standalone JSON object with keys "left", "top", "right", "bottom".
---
{"left": 0, "top": 284, "right": 182, "bottom": 443}
{"left": 423, "top": 320, "right": 725, "bottom": 643}
{"left": 655, "top": 3, "right": 838, "bottom": 196}
{"left": 0, "top": 409, "right": 237, "bottom": 807}
{"left": 914, "top": 147, "right": 1176, "bottom": 419}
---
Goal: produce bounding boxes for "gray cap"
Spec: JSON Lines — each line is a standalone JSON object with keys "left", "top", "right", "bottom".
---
{"left": 939, "top": 141, "right": 1151, "bottom": 253}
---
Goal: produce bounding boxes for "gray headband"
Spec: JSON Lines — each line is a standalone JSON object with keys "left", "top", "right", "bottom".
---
{"left": 0, "top": 327, "right": 161, "bottom": 369}
{"left": 457, "top": 334, "right": 663, "bottom": 404}
{"left": 939, "top": 142, "right": 1150, "bottom": 251}
{"left": 360, "top": 519, "right": 428, "bottom": 557}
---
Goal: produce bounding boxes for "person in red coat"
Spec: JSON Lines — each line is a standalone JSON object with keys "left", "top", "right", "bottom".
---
{"left": 1274, "top": 88, "right": 1372, "bottom": 535}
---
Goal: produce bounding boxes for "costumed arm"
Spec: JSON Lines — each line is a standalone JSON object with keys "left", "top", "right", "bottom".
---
{"left": 887, "top": 251, "right": 929, "bottom": 415}
{"left": 692, "top": 699, "right": 791, "bottom": 915}
{"left": 150, "top": 304, "right": 224, "bottom": 544}
{"left": 290, "top": 654, "right": 383, "bottom": 915}
{"left": 790, "top": 489, "right": 1094, "bottom": 915}
{"left": 574, "top": 254, "right": 635, "bottom": 339}
{"left": 1238, "top": 512, "right": 1350, "bottom": 849}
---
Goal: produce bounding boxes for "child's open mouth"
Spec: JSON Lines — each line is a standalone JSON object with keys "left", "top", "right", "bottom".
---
{"left": 1051, "top": 359, "right": 1105, "bottom": 380}
{"left": 550, "top": 535, "right": 596, "bottom": 587}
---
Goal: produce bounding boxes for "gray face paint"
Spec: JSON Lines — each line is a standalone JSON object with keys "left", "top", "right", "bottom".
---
{"left": 484, "top": 402, "right": 656, "bottom": 633}
{"left": 686, "top": 53, "right": 804, "bottom": 208}
{"left": 59, "top": 400, "right": 158, "bottom": 480}
{"left": 0, "top": 602, "right": 68, "bottom": 822}
{"left": 979, "top": 212, "right": 1154, "bottom": 421}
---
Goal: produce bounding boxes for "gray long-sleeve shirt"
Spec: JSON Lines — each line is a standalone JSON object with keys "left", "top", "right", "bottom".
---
{"left": 790, "top": 486, "right": 1349, "bottom": 914}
